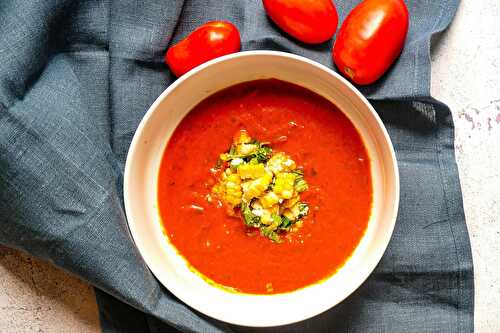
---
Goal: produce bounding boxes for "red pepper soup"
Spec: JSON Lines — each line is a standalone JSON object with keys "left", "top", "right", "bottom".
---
{"left": 157, "top": 79, "right": 372, "bottom": 294}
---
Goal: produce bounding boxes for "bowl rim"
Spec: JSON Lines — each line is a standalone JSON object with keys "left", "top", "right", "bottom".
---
{"left": 123, "top": 50, "right": 400, "bottom": 327}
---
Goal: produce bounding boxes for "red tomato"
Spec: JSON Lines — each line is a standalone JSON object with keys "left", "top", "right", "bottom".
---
{"left": 333, "top": 0, "right": 409, "bottom": 85}
{"left": 165, "top": 21, "right": 241, "bottom": 77}
{"left": 263, "top": 0, "right": 338, "bottom": 44}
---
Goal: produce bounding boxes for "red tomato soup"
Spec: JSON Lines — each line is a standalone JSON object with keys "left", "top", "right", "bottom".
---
{"left": 157, "top": 79, "right": 372, "bottom": 294}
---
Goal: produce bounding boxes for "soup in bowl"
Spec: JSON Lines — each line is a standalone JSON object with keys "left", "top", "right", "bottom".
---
{"left": 124, "top": 51, "right": 399, "bottom": 327}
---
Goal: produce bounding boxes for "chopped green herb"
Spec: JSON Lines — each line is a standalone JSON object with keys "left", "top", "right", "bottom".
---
{"left": 254, "top": 145, "right": 273, "bottom": 163}
{"left": 292, "top": 170, "right": 309, "bottom": 192}
{"left": 279, "top": 215, "right": 293, "bottom": 231}
{"left": 241, "top": 203, "right": 261, "bottom": 228}
{"left": 297, "top": 203, "right": 309, "bottom": 219}
{"left": 269, "top": 214, "right": 282, "bottom": 231}
{"left": 295, "top": 178, "right": 309, "bottom": 193}
{"left": 261, "top": 228, "right": 282, "bottom": 243}
{"left": 229, "top": 145, "right": 237, "bottom": 156}
{"left": 261, "top": 215, "right": 283, "bottom": 242}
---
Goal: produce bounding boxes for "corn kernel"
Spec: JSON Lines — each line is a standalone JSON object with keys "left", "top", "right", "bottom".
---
{"left": 233, "top": 130, "right": 252, "bottom": 144}
{"left": 283, "top": 208, "right": 295, "bottom": 221}
{"left": 290, "top": 202, "right": 308, "bottom": 219}
{"left": 236, "top": 143, "right": 258, "bottom": 155}
{"left": 213, "top": 173, "right": 243, "bottom": 207}
{"left": 260, "top": 207, "right": 279, "bottom": 225}
{"left": 260, "top": 191, "right": 280, "bottom": 208}
{"left": 274, "top": 172, "right": 296, "bottom": 199}
{"left": 237, "top": 163, "right": 266, "bottom": 179}
{"left": 227, "top": 173, "right": 241, "bottom": 183}
{"left": 267, "top": 153, "right": 296, "bottom": 174}
{"left": 283, "top": 194, "right": 300, "bottom": 208}
{"left": 242, "top": 172, "right": 273, "bottom": 201}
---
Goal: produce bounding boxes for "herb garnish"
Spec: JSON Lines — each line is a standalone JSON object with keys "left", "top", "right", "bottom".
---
{"left": 211, "top": 130, "right": 310, "bottom": 243}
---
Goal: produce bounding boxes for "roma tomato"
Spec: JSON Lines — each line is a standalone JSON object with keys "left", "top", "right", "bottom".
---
{"left": 165, "top": 21, "right": 241, "bottom": 77}
{"left": 333, "top": 0, "right": 409, "bottom": 85}
{"left": 263, "top": 0, "right": 338, "bottom": 44}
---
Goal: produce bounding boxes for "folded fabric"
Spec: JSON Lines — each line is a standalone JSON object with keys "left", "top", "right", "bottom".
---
{"left": 0, "top": 0, "right": 473, "bottom": 332}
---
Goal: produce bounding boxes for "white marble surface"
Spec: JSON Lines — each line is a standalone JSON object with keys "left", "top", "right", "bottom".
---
{"left": 431, "top": 0, "right": 500, "bottom": 331}
{"left": 1, "top": 1, "right": 499, "bottom": 331}
{"left": 0, "top": 246, "right": 99, "bottom": 332}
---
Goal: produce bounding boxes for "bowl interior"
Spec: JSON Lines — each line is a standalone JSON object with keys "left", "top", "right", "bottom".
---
{"left": 124, "top": 51, "right": 399, "bottom": 327}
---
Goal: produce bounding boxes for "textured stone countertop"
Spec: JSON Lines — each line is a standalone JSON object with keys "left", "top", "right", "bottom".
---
{"left": 1, "top": 1, "right": 499, "bottom": 332}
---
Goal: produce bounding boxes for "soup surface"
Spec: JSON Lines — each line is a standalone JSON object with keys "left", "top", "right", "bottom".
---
{"left": 157, "top": 79, "right": 372, "bottom": 294}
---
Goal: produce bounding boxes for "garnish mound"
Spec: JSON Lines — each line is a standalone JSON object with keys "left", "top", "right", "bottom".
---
{"left": 211, "top": 130, "right": 310, "bottom": 243}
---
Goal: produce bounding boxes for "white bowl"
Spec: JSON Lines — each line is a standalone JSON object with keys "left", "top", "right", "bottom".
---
{"left": 124, "top": 51, "right": 399, "bottom": 327}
